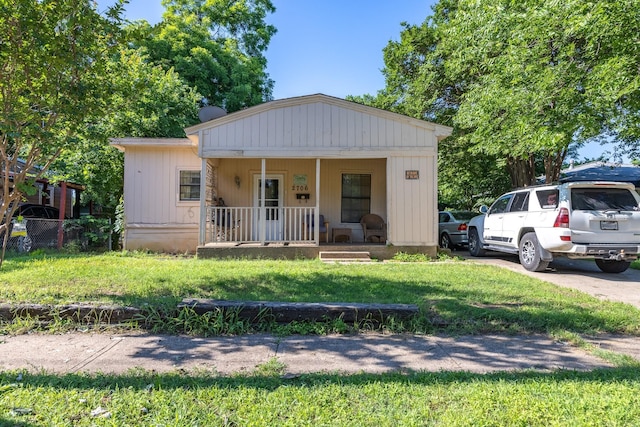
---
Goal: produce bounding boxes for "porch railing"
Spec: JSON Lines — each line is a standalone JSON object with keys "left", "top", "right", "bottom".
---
{"left": 206, "top": 206, "right": 319, "bottom": 244}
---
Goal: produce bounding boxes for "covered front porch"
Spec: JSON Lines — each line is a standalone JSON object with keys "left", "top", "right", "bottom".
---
{"left": 198, "top": 157, "right": 387, "bottom": 248}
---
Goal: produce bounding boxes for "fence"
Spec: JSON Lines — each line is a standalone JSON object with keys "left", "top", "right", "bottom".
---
{"left": 207, "top": 206, "right": 319, "bottom": 244}
{"left": 5, "top": 218, "right": 112, "bottom": 253}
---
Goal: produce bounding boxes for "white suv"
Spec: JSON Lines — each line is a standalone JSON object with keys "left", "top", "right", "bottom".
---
{"left": 467, "top": 181, "right": 640, "bottom": 273}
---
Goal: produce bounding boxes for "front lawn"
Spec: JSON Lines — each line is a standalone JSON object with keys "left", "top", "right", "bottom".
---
{"left": 2, "top": 252, "right": 640, "bottom": 425}
{"left": 1, "top": 252, "right": 640, "bottom": 336}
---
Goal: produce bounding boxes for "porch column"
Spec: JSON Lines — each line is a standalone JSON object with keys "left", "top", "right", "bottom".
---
{"left": 260, "top": 158, "right": 266, "bottom": 243}
{"left": 198, "top": 158, "right": 207, "bottom": 246}
{"left": 315, "top": 158, "right": 320, "bottom": 243}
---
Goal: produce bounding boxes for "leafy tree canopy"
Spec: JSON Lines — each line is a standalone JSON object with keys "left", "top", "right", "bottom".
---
{"left": 54, "top": 0, "right": 277, "bottom": 212}
{"left": 357, "top": 0, "right": 639, "bottom": 207}
{"left": 440, "top": 0, "right": 640, "bottom": 185}
{"left": 0, "top": 0, "right": 125, "bottom": 263}
{"left": 132, "top": 0, "right": 277, "bottom": 112}
{"left": 53, "top": 48, "right": 201, "bottom": 210}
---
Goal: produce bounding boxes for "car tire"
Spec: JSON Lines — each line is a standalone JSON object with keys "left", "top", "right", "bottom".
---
{"left": 468, "top": 228, "right": 486, "bottom": 257}
{"left": 440, "top": 233, "right": 452, "bottom": 250}
{"left": 519, "top": 232, "right": 549, "bottom": 272}
{"left": 595, "top": 259, "right": 631, "bottom": 274}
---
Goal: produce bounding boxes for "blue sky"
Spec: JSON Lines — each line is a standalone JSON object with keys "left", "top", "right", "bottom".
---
{"left": 98, "top": 0, "right": 434, "bottom": 99}
{"left": 96, "top": 0, "right": 621, "bottom": 162}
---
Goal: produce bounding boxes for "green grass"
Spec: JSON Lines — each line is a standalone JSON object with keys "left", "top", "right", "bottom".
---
{"left": 2, "top": 252, "right": 640, "bottom": 425}
{"left": 1, "top": 251, "right": 640, "bottom": 336}
{"left": 2, "top": 368, "right": 640, "bottom": 425}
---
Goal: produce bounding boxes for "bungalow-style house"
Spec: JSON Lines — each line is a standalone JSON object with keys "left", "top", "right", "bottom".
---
{"left": 112, "top": 94, "right": 452, "bottom": 258}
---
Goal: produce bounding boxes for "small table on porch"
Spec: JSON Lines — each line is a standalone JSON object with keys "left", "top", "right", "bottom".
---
{"left": 332, "top": 227, "right": 352, "bottom": 243}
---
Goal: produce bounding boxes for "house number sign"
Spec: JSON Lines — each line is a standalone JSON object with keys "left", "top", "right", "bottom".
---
{"left": 405, "top": 170, "right": 419, "bottom": 180}
{"left": 292, "top": 174, "right": 308, "bottom": 191}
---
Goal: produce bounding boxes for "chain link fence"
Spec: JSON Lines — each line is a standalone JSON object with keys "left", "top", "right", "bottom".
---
{"left": 6, "top": 217, "right": 112, "bottom": 253}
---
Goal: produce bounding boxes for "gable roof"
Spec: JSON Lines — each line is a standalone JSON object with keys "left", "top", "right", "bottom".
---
{"left": 185, "top": 94, "right": 452, "bottom": 159}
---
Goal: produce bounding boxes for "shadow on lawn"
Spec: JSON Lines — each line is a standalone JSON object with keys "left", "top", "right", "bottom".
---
{"left": 3, "top": 254, "right": 640, "bottom": 335}
{"left": 3, "top": 367, "right": 640, "bottom": 426}
{"left": 132, "top": 270, "right": 640, "bottom": 335}
{"left": 1, "top": 366, "right": 640, "bottom": 392}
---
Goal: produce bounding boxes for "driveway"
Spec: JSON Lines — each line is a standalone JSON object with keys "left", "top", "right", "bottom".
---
{"left": 458, "top": 251, "right": 640, "bottom": 309}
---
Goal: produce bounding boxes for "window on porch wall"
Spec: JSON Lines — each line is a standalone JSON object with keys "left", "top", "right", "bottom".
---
{"left": 341, "top": 173, "right": 371, "bottom": 223}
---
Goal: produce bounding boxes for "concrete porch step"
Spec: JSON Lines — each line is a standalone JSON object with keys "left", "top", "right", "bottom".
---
{"left": 319, "top": 251, "right": 372, "bottom": 263}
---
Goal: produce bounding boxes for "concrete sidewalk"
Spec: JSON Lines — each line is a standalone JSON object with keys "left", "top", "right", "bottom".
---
{"left": 2, "top": 332, "right": 635, "bottom": 376}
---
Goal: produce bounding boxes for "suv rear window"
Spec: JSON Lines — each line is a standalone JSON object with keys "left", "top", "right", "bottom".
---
{"left": 571, "top": 188, "right": 639, "bottom": 211}
{"left": 537, "top": 189, "right": 558, "bottom": 209}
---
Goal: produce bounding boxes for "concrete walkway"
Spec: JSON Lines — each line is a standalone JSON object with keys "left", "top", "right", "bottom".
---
{"left": 1, "top": 332, "right": 635, "bottom": 376}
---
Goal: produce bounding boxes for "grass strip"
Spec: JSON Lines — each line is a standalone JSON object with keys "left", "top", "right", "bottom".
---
{"left": 1, "top": 368, "right": 640, "bottom": 426}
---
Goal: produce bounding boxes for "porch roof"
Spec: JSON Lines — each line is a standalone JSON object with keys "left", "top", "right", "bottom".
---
{"left": 185, "top": 94, "right": 452, "bottom": 159}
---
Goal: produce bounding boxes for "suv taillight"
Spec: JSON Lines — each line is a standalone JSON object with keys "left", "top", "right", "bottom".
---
{"left": 458, "top": 223, "right": 468, "bottom": 231}
{"left": 553, "top": 208, "right": 570, "bottom": 228}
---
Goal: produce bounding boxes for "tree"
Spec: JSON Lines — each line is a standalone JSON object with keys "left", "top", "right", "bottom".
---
{"left": 370, "top": 0, "right": 640, "bottom": 198}
{"left": 52, "top": 0, "right": 277, "bottom": 217}
{"left": 0, "top": 0, "right": 125, "bottom": 265}
{"left": 437, "top": 0, "right": 640, "bottom": 186}
{"left": 349, "top": 7, "right": 512, "bottom": 209}
{"left": 133, "top": 0, "right": 277, "bottom": 112}
{"left": 53, "top": 48, "right": 201, "bottom": 211}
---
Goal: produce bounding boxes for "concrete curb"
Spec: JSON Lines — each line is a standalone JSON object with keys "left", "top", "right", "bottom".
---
{"left": 0, "top": 300, "right": 420, "bottom": 326}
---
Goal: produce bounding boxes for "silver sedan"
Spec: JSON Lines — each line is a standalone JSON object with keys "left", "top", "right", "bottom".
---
{"left": 438, "top": 211, "right": 477, "bottom": 250}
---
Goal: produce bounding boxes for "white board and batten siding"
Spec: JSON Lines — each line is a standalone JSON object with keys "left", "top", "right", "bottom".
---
{"left": 112, "top": 94, "right": 452, "bottom": 252}
{"left": 111, "top": 138, "right": 201, "bottom": 253}
{"left": 387, "top": 156, "right": 438, "bottom": 246}
{"left": 188, "top": 94, "right": 444, "bottom": 159}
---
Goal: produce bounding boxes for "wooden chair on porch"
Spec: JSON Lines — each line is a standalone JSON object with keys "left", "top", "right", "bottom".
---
{"left": 360, "top": 213, "right": 387, "bottom": 243}
{"left": 304, "top": 214, "right": 329, "bottom": 243}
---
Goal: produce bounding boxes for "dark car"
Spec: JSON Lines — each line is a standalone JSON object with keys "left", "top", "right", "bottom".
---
{"left": 438, "top": 211, "right": 477, "bottom": 250}
{"left": 16, "top": 204, "right": 60, "bottom": 219}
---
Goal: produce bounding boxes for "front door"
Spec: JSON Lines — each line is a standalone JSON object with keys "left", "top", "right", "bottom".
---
{"left": 253, "top": 174, "right": 284, "bottom": 241}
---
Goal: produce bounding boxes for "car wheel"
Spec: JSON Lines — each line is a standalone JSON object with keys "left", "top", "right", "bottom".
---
{"left": 595, "top": 259, "right": 631, "bottom": 274}
{"left": 440, "top": 233, "right": 452, "bottom": 250}
{"left": 468, "top": 228, "right": 486, "bottom": 257}
{"left": 518, "top": 232, "right": 549, "bottom": 272}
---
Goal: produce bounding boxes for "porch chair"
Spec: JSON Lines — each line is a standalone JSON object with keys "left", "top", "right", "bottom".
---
{"left": 304, "top": 214, "right": 329, "bottom": 243}
{"left": 360, "top": 213, "right": 387, "bottom": 243}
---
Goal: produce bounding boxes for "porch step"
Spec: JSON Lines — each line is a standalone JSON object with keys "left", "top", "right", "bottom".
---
{"left": 319, "top": 251, "right": 372, "bottom": 263}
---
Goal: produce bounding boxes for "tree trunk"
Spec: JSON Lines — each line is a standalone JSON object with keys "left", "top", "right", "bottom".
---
{"left": 543, "top": 149, "right": 567, "bottom": 184}
{"left": 506, "top": 154, "right": 537, "bottom": 188}
{"left": 507, "top": 149, "right": 567, "bottom": 188}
